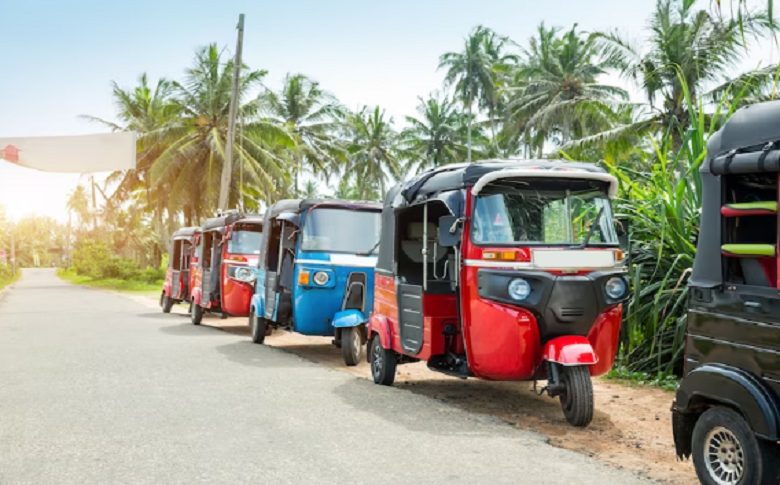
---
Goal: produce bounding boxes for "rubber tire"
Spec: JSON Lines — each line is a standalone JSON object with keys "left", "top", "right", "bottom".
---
{"left": 249, "top": 310, "right": 267, "bottom": 344}
{"left": 559, "top": 365, "right": 594, "bottom": 427}
{"left": 692, "top": 406, "right": 780, "bottom": 485}
{"left": 369, "top": 334, "right": 397, "bottom": 386}
{"left": 341, "top": 327, "right": 362, "bottom": 366}
{"left": 162, "top": 295, "right": 174, "bottom": 313}
{"left": 191, "top": 302, "right": 204, "bottom": 325}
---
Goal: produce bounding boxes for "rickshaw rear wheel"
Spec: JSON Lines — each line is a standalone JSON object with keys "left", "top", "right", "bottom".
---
{"left": 249, "top": 309, "right": 267, "bottom": 344}
{"left": 692, "top": 406, "right": 779, "bottom": 485}
{"left": 162, "top": 295, "right": 174, "bottom": 313}
{"left": 559, "top": 365, "right": 593, "bottom": 427}
{"left": 191, "top": 302, "right": 204, "bottom": 325}
{"left": 369, "top": 334, "right": 397, "bottom": 386}
{"left": 341, "top": 327, "right": 362, "bottom": 366}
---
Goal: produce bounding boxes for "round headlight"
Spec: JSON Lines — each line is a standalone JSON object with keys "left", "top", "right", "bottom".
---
{"left": 507, "top": 278, "right": 531, "bottom": 301}
{"left": 313, "top": 271, "right": 329, "bottom": 286}
{"left": 234, "top": 266, "right": 256, "bottom": 283}
{"left": 605, "top": 276, "right": 627, "bottom": 300}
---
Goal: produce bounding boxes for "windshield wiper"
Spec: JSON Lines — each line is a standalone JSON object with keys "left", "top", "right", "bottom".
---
{"left": 357, "top": 239, "right": 381, "bottom": 256}
{"left": 572, "top": 206, "right": 605, "bottom": 249}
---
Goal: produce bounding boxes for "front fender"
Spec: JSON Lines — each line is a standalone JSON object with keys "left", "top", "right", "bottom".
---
{"left": 332, "top": 309, "right": 367, "bottom": 328}
{"left": 542, "top": 336, "right": 598, "bottom": 366}
{"left": 250, "top": 293, "right": 264, "bottom": 317}
{"left": 191, "top": 287, "right": 202, "bottom": 306}
{"left": 675, "top": 363, "right": 780, "bottom": 440}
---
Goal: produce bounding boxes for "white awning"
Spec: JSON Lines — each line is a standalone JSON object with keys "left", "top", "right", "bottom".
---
{"left": 0, "top": 132, "right": 136, "bottom": 173}
{"left": 471, "top": 168, "right": 619, "bottom": 198}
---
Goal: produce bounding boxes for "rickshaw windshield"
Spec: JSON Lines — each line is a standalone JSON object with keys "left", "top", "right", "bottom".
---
{"left": 472, "top": 189, "right": 618, "bottom": 245}
{"left": 228, "top": 229, "right": 263, "bottom": 254}
{"left": 301, "top": 208, "right": 381, "bottom": 254}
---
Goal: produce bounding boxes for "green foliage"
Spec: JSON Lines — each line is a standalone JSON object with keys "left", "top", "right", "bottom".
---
{"left": 605, "top": 366, "right": 679, "bottom": 392}
{"left": 71, "top": 240, "right": 162, "bottom": 285}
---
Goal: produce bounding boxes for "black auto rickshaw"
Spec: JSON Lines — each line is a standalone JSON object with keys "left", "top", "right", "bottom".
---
{"left": 672, "top": 100, "right": 780, "bottom": 484}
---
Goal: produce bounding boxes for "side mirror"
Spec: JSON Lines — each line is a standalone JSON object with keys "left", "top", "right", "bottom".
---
{"left": 438, "top": 215, "right": 462, "bottom": 247}
{"left": 615, "top": 217, "right": 630, "bottom": 250}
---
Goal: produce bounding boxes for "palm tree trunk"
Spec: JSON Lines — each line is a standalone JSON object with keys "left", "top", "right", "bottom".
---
{"left": 466, "top": 102, "right": 473, "bottom": 163}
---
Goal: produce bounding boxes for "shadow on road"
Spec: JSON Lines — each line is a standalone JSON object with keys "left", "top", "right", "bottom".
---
{"left": 159, "top": 323, "right": 219, "bottom": 336}
{"left": 215, "top": 341, "right": 307, "bottom": 369}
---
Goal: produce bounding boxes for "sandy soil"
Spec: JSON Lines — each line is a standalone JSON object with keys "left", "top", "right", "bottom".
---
{"left": 142, "top": 297, "right": 697, "bottom": 485}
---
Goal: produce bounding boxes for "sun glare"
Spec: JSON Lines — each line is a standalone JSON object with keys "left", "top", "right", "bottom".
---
{"left": 0, "top": 162, "right": 82, "bottom": 223}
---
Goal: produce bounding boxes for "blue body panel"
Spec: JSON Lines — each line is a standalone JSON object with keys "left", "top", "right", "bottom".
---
{"left": 332, "top": 309, "right": 368, "bottom": 328}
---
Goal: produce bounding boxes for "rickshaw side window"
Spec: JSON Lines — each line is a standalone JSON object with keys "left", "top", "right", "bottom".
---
{"left": 472, "top": 189, "right": 618, "bottom": 245}
{"left": 202, "top": 232, "right": 215, "bottom": 267}
{"left": 172, "top": 240, "right": 183, "bottom": 270}
{"left": 722, "top": 173, "right": 778, "bottom": 287}
{"left": 396, "top": 201, "right": 455, "bottom": 292}
{"left": 266, "top": 221, "right": 282, "bottom": 269}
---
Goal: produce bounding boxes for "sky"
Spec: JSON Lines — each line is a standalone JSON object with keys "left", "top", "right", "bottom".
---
{"left": 0, "top": 0, "right": 776, "bottom": 222}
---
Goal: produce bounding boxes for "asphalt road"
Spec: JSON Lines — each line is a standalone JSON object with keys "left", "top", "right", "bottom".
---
{"left": 0, "top": 269, "right": 653, "bottom": 484}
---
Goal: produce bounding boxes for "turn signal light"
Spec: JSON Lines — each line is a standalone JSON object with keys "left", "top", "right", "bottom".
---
{"left": 483, "top": 250, "right": 517, "bottom": 261}
{"left": 298, "top": 270, "right": 310, "bottom": 285}
{"left": 614, "top": 249, "right": 625, "bottom": 262}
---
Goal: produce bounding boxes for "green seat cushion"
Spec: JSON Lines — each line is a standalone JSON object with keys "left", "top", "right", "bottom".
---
{"left": 723, "top": 201, "right": 778, "bottom": 212}
{"left": 721, "top": 244, "right": 776, "bottom": 257}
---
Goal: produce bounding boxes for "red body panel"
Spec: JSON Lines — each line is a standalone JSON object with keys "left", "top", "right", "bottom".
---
{"left": 368, "top": 273, "right": 400, "bottom": 350}
{"left": 586, "top": 305, "right": 623, "bottom": 376}
{"left": 220, "top": 253, "right": 255, "bottom": 317}
{"left": 542, "top": 336, "right": 598, "bottom": 366}
{"left": 461, "top": 265, "right": 542, "bottom": 380}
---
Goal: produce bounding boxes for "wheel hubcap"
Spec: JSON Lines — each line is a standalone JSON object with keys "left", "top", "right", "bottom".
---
{"left": 704, "top": 426, "right": 744, "bottom": 485}
{"left": 351, "top": 330, "right": 361, "bottom": 359}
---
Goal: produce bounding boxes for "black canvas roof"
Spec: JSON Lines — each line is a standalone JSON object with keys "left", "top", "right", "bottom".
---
{"left": 201, "top": 212, "right": 263, "bottom": 231}
{"left": 393, "top": 158, "right": 610, "bottom": 207}
{"left": 172, "top": 226, "right": 199, "bottom": 239}
{"left": 266, "top": 198, "right": 381, "bottom": 219}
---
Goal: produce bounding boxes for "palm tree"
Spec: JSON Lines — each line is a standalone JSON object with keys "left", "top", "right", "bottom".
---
{"left": 150, "top": 44, "right": 294, "bottom": 217}
{"left": 66, "top": 185, "right": 91, "bottom": 230}
{"left": 400, "top": 93, "right": 472, "bottom": 172}
{"left": 592, "top": 0, "right": 776, "bottom": 146}
{"left": 439, "top": 26, "right": 515, "bottom": 160}
{"left": 343, "top": 106, "right": 401, "bottom": 200}
{"left": 259, "top": 73, "right": 345, "bottom": 196}
{"left": 505, "top": 23, "right": 627, "bottom": 154}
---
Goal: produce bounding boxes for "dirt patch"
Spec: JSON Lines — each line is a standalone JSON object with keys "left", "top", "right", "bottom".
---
{"left": 156, "top": 302, "right": 696, "bottom": 484}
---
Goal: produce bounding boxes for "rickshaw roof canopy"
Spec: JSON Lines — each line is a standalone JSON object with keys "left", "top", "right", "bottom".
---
{"left": 392, "top": 159, "right": 616, "bottom": 209}
{"left": 171, "top": 226, "right": 200, "bottom": 239}
{"left": 201, "top": 213, "right": 263, "bottom": 232}
{"left": 266, "top": 198, "right": 382, "bottom": 220}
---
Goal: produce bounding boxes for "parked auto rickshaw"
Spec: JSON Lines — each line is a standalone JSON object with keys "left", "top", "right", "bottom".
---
{"left": 160, "top": 226, "right": 199, "bottom": 313}
{"left": 249, "top": 199, "right": 382, "bottom": 366}
{"left": 672, "top": 101, "right": 780, "bottom": 484}
{"left": 366, "top": 159, "right": 629, "bottom": 426}
{"left": 190, "top": 212, "right": 264, "bottom": 324}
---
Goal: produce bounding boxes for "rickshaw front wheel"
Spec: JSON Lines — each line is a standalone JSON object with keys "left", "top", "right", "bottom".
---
{"left": 249, "top": 309, "right": 267, "bottom": 344}
{"left": 369, "top": 334, "right": 396, "bottom": 386}
{"left": 162, "top": 295, "right": 174, "bottom": 314}
{"left": 341, "top": 327, "right": 363, "bottom": 366}
{"left": 191, "top": 302, "right": 204, "bottom": 325}
{"left": 559, "top": 365, "right": 594, "bottom": 427}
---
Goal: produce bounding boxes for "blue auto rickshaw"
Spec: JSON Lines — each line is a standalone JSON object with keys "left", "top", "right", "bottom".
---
{"left": 249, "top": 199, "right": 382, "bottom": 365}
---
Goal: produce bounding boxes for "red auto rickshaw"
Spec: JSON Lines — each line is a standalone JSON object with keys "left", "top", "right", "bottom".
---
{"left": 191, "top": 212, "right": 263, "bottom": 324}
{"left": 160, "top": 226, "right": 200, "bottom": 313}
{"left": 366, "top": 159, "right": 629, "bottom": 426}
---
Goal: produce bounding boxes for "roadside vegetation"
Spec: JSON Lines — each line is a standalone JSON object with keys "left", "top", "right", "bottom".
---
{"left": 1, "top": 0, "right": 774, "bottom": 385}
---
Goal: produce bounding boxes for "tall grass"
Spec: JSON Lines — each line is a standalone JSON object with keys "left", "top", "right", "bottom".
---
{"left": 608, "top": 74, "right": 745, "bottom": 375}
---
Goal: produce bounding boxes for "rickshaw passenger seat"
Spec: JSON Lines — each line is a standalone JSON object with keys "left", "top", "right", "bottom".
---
{"left": 401, "top": 222, "right": 446, "bottom": 264}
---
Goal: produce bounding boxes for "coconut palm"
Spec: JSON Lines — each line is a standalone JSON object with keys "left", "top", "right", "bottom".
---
{"left": 259, "top": 73, "right": 345, "bottom": 196}
{"left": 342, "top": 106, "right": 401, "bottom": 200}
{"left": 150, "top": 44, "right": 294, "bottom": 217}
{"left": 400, "top": 94, "right": 473, "bottom": 172}
{"left": 591, "top": 0, "right": 776, "bottom": 145}
{"left": 505, "top": 23, "right": 628, "bottom": 154}
{"left": 439, "top": 26, "right": 515, "bottom": 160}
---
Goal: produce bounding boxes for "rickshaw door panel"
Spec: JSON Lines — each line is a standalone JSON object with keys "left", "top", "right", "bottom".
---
{"left": 398, "top": 283, "right": 424, "bottom": 354}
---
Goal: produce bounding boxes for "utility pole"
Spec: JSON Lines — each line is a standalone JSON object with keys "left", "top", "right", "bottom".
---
{"left": 217, "top": 13, "right": 245, "bottom": 212}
